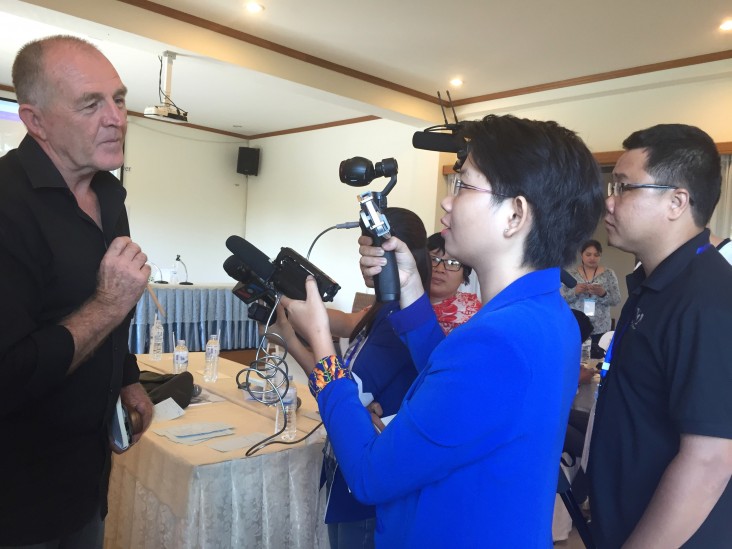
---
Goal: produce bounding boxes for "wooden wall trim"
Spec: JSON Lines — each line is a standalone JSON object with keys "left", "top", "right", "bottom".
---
{"left": 127, "top": 111, "right": 379, "bottom": 139}
{"left": 248, "top": 116, "right": 380, "bottom": 140}
{"left": 718, "top": 142, "right": 732, "bottom": 155}
{"left": 118, "top": 1, "right": 732, "bottom": 109}
{"left": 117, "top": 0, "right": 438, "bottom": 105}
{"left": 451, "top": 50, "right": 732, "bottom": 107}
{"left": 127, "top": 111, "right": 250, "bottom": 138}
{"left": 593, "top": 151, "right": 624, "bottom": 166}
{"left": 442, "top": 142, "right": 732, "bottom": 173}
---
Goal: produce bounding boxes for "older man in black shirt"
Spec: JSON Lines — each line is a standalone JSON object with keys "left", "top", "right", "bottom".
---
{"left": 589, "top": 124, "right": 732, "bottom": 548}
{"left": 0, "top": 36, "right": 153, "bottom": 547}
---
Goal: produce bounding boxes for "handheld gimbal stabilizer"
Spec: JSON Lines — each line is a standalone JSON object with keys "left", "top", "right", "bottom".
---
{"left": 339, "top": 156, "right": 400, "bottom": 302}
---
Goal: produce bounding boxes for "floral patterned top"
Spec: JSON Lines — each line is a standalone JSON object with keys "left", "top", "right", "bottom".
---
{"left": 560, "top": 267, "right": 621, "bottom": 334}
{"left": 432, "top": 291, "right": 482, "bottom": 334}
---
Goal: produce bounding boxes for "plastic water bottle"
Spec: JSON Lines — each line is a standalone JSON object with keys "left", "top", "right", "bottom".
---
{"left": 275, "top": 376, "right": 297, "bottom": 441}
{"left": 169, "top": 259, "right": 179, "bottom": 284}
{"left": 581, "top": 339, "right": 591, "bottom": 363}
{"left": 173, "top": 339, "right": 189, "bottom": 373}
{"left": 203, "top": 334, "right": 220, "bottom": 382}
{"left": 150, "top": 316, "right": 164, "bottom": 361}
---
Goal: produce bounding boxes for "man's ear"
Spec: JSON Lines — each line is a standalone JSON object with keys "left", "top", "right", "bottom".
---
{"left": 668, "top": 188, "right": 692, "bottom": 221}
{"left": 18, "top": 104, "right": 47, "bottom": 141}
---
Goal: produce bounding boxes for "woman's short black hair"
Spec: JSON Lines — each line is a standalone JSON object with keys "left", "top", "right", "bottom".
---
{"left": 427, "top": 232, "right": 472, "bottom": 285}
{"left": 456, "top": 115, "right": 605, "bottom": 269}
{"left": 581, "top": 239, "right": 602, "bottom": 254}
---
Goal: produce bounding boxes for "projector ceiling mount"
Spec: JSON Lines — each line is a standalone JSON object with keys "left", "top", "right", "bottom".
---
{"left": 143, "top": 51, "right": 189, "bottom": 123}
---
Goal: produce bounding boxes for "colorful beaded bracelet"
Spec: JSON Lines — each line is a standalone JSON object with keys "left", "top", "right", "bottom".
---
{"left": 308, "top": 354, "right": 350, "bottom": 397}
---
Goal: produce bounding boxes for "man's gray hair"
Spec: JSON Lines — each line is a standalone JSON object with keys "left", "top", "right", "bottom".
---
{"left": 12, "top": 35, "right": 100, "bottom": 106}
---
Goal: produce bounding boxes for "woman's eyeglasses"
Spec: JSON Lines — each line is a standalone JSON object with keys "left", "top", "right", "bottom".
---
{"left": 450, "top": 177, "right": 509, "bottom": 198}
{"left": 430, "top": 255, "right": 462, "bottom": 272}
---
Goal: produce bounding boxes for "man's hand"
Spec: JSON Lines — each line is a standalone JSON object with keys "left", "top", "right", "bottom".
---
{"left": 96, "top": 237, "right": 150, "bottom": 315}
{"left": 579, "top": 366, "right": 595, "bottom": 385}
{"left": 61, "top": 237, "right": 151, "bottom": 373}
{"left": 119, "top": 382, "right": 153, "bottom": 445}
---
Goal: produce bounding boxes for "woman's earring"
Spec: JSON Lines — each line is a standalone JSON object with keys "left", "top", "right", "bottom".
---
{"left": 503, "top": 228, "right": 509, "bottom": 235}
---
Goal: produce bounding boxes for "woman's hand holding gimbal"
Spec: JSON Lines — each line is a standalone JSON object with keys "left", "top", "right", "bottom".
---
{"left": 358, "top": 235, "right": 424, "bottom": 309}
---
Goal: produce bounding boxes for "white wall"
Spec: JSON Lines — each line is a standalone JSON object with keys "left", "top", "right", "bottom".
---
{"left": 123, "top": 117, "right": 248, "bottom": 283}
{"left": 460, "top": 60, "right": 732, "bottom": 149}
{"left": 120, "top": 62, "right": 732, "bottom": 321}
{"left": 456, "top": 63, "right": 732, "bottom": 324}
{"left": 247, "top": 118, "right": 440, "bottom": 312}
{"left": 122, "top": 116, "right": 440, "bottom": 312}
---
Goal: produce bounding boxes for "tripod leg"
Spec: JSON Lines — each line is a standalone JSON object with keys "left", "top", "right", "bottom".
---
{"left": 559, "top": 490, "right": 595, "bottom": 549}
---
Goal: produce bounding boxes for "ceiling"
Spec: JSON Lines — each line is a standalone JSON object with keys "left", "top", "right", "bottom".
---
{"left": 1, "top": 0, "right": 732, "bottom": 138}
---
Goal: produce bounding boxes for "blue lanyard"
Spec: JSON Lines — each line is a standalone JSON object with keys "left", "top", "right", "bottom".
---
{"left": 342, "top": 330, "right": 367, "bottom": 372}
{"left": 599, "top": 325, "right": 626, "bottom": 382}
{"left": 600, "top": 241, "right": 713, "bottom": 385}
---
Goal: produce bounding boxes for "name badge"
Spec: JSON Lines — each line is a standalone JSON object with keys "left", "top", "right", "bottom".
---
{"left": 583, "top": 298, "right": 596, "bottom": 317}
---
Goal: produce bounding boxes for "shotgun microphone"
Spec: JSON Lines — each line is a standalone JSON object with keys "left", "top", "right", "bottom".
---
{"left": 225, "top": 236, "right": 276, "bottom": 281}
{"left": 411, "top": 130, "right": 462, "bottom": 153}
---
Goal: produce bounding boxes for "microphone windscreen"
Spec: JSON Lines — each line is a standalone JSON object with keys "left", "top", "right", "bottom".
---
{"left": 560, "top": 269, "right": 577, "bottom": 288}
{"left": 223, "top": 255, "right": 251, "bottom": 282}
{"left": 225, "top": 236, "right": 276, "bottom": 281}
{"left": 412, "top": 131, "right": 462, "bottom": 153}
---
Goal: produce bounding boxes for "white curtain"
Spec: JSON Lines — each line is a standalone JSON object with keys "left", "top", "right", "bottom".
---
{"left": 710, "top": 155, "right": 732, "bottom": 239}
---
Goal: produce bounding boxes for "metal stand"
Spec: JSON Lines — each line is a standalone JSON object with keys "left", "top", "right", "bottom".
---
{"left": 557, "top": 467, "right": 595, "bottom": 549}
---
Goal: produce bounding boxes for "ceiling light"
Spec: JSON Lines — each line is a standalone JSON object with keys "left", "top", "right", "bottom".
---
{"left": 721, "top": 20, "right": 732, "bottom": 31}
{"left": 449, "top": 78, "right": 463, "bottom": 87}
{"left": 245, "top": 2, "right": 264, "bottom": 13}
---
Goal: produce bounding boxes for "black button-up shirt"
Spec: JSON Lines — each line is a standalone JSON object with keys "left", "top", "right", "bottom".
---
{"left": 0, "top": 135, "right": 140, "bottom": 544}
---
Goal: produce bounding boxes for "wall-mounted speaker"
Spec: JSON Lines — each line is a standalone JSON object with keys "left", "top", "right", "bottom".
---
{"left": 237, "top": 147, "right": 260, "bottom": 176}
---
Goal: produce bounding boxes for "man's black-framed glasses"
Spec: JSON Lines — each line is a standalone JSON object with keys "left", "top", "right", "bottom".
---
{"left": 607, "top": 181, "right": 678, "bottom": 197}
{"left": 430, "top": 255, "right": 462, "bottom": 272}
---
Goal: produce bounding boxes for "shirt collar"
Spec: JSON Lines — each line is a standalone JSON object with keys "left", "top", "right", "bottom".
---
{"left": 627, "top": 228, "right": 711, "bottom": 294}
{"left": 16, "top": 133, "right": 127, "bottom": 237}
{"left": 481, "top": 267, "right": 561, "bottom": 314}
{"left": 17, "top": 134, "right": 69, "bottom": 190}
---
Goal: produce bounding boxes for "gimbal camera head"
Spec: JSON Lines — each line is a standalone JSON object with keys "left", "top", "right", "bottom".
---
{"left": 339, "top": 156, "right": 400, "bottom": 302}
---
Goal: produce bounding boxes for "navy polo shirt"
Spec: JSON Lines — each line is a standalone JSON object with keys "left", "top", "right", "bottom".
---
{"left": 589, "top": 229, "right": 732, "bottom": 548}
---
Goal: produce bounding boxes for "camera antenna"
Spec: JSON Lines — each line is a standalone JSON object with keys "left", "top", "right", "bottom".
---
{"left": 437, "top": 91, "right": 450, "bottom": 126}
{"left": 445, "top": 90, "right": 459, "bottom": 124}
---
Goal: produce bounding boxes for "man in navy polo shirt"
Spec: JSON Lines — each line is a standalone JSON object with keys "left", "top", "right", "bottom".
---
{"left": 589, "top": 124, "right": 732, "bottom": 548}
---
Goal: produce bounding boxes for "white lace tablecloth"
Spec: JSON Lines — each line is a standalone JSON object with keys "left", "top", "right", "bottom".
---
{"left": 104, "top": 355, "right": 328, "bottom": 549}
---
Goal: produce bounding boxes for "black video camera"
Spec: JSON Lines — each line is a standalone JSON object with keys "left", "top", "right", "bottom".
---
{"left": 224, "top": 236, "right": 341, "bottom": 323}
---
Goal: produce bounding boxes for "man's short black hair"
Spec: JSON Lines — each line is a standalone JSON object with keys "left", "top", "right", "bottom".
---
{"left": 457, "top": 115, "right": 605, "bottom": 269}
{"left": 622, "top": 124, "right": 721, "bottom": 227}
{"left": 427, "top": 232, "right": 472, "bottom": 284}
